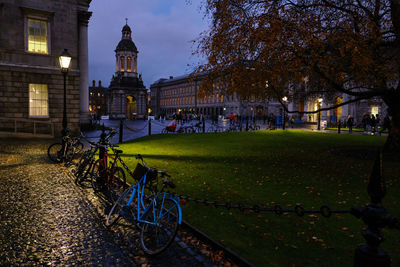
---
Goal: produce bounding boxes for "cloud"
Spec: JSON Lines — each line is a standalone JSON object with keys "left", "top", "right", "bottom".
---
{"left": 88, "top": 0, "right": 209, "bottom": 88}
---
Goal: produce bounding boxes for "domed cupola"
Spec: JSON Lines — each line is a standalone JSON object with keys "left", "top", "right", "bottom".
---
{"left": 115, "top": 19, "right": 138, "bottom": 77}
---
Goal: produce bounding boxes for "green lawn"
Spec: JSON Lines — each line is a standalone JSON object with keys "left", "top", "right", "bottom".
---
{"left": 115, "top": 130, "right": 400, "bottom": 266}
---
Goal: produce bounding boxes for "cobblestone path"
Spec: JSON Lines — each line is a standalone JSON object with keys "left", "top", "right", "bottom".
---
{"left": 0, "top": 139, "right": 212, "bottom": 266}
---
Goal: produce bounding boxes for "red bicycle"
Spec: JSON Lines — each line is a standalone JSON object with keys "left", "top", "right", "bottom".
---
{"left": 91, "top": 146, "right": 127, "bottom": 202}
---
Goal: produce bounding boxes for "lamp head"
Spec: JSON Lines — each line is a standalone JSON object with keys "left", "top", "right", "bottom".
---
{"left": 59, "top": 49, "right": 72, "bottom": 73}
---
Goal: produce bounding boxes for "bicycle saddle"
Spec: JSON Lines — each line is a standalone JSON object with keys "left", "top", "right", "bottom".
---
{"left": 114, "top": 149, "right": 123, "bottom": 154}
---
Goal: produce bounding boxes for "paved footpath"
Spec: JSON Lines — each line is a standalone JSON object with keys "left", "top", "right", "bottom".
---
{"left": 0, "top": 139, "right": 213, "bottom": 266}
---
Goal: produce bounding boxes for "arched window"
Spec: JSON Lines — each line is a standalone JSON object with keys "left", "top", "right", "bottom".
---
{"left": 120, "top": 56, "right": 125, "bottom": 72}
{"left": 127, "top": 57, "right": 132, "bottom": 72}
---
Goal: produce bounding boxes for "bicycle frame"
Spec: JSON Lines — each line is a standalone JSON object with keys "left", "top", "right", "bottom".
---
{"left": 121, "top": 173, "right": 182, "bottom": 225}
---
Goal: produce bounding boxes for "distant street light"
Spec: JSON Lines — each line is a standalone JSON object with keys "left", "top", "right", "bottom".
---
{"left": 317, "top": 98, "right": 323, "bottom": 130}
{"left": 282, "top": 96, "right": 288, "bottom": 130}
{"left": 59, "top": 49, "right": 72, "bottom": 145}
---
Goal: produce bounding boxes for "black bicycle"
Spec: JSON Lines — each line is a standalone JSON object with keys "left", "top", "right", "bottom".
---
{"left": 48, "top": 130, "right": 84, "bottom": 163}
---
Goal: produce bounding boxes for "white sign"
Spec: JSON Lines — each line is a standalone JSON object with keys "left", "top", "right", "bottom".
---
{"left": 101, "top": 115, "right": 109, "bottom": 120}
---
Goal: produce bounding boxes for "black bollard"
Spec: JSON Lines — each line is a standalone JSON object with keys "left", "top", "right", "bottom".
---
{"left": 119, "top": 119, "right": 123, "bottom": 143}
{"left": 338, "top": 121, "right": 341, "bottom": 134}
{"left": 202, "top": 117, "right": 205, "bottom": 133}
{"left": 246, "top": 118, "right": 249, "bottom": 131}
{"left": 148, "top": 118, "right": 152, "bottom": 136}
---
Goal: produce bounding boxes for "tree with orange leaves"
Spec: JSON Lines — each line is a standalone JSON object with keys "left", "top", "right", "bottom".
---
{"left": 195, "top": 0, "right": 400, "bottom": 151}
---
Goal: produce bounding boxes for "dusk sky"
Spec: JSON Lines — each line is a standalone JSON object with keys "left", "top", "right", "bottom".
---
{"left": 88, "top": 0, "right": 210, "bottom": 89}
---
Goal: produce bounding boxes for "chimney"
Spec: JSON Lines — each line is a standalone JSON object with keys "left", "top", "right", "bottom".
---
{"left": 92, "top": 80, "right": 95, "bottom": 87}
{"left": 99, "top": 80, "right": 102, "bottom": 88}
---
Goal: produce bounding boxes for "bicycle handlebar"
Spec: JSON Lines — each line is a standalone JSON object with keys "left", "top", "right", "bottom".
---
{"left": 133, "top": 154, "right": 176, "bottom": 189}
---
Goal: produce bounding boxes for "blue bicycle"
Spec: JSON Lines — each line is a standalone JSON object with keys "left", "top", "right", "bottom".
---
{"left": 105, "top": 154, "right": 182, "bottom": 255}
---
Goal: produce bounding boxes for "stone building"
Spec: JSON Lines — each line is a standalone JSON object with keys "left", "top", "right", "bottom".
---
{"left": 286, "top": 81, "right": 387, "bottom": 127}
{"left": 89, "top": 80, "right": 109, "bottom": 118}
{"left": 150, "top": 73, "right": 280, "bottom": 119}
{"left": 108, "top": 22, "right": 147, "bottom": 119}
{"left": 0, "top": 0, "right": 92, "bottom": 136}
{"left": 151, "top": 72, "right": 387, "bottom": 127}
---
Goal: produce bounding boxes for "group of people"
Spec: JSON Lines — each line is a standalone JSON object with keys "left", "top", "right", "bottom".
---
{"left": 346, "top": 113, "right": 391, "bottom": 135}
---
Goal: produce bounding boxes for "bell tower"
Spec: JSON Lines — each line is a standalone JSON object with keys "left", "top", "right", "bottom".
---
{"left": 115, "top": 19, "right": 138, "bottom": 78}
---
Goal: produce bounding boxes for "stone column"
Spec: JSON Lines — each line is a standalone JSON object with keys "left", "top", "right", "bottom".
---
{"left": 78, "top": 11, "right": 92, "bottom": 124}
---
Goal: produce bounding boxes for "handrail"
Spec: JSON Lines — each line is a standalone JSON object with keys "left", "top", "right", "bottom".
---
{"left": 0, "top": 117, "right": 54, "bottom": 137}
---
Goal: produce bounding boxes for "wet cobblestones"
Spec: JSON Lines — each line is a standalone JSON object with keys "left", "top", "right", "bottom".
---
{"left": 0, "top": 139, "right": 213, "bottom": 266}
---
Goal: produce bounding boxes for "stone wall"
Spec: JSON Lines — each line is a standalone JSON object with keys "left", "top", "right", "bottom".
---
{"left": 0, "top": 0, "right": 90, "bottom": 136}
{"left": 0, "top": 66, "right": 80, "bottom": 135}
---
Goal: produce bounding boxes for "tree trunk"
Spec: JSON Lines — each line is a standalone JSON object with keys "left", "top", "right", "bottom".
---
{"left": 383, "top": 101, "right": 400, "bottom": 153}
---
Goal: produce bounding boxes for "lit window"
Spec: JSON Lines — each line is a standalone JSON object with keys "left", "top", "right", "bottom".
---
{"left": 127, "top": 57, "right": 132, "bottom": 72}
{"left": 28, "top": 18, "right": 48, "bottom": 54}
{"left": 29, "top": 84, "right": 48, "bottom": 117}
{"left": 371, "top": 106, "right": 379, "bottom": 116}
{"left": 120, "top": 56, "right": 125, "bottom": 72}
{"left": 97, "top": 93, "right": 100, "bottom": 97}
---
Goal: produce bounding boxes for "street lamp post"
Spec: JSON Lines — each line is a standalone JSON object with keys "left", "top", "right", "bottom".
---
{"left": 282, "top": 96, "right": 288, "bottom": 130}
{"left": 317, "top": 98, "right": 323, "bottom": 130}
{"left": 59, "top": 49, "right": 72, "bottom": 146}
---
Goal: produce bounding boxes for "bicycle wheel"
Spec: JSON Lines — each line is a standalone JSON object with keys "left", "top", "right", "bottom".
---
{"left": 91, "top": 159, "right": 106, "bottom": 192}
{"left": 109, "top": 167, "right": 126, "bottom": 202}
{"left": 75, "top": 157, "right": 94, "bottom": 186}
{"left": 185, "top": 127, "right": 194, "bottom": 133}
{"left": 48, "top": 143, "right": 63, "bottom": 163}
{"left": 106, "top": 187, "right": 136, "bottom": 227}
{"left": 140, "top": 198, "right": 180, "bottom": 255}
{"left": 161, "top": 128, "right": 167, "bottom": 134}
{"left": 74, "top": 141, "right": 84, "bottom": 154}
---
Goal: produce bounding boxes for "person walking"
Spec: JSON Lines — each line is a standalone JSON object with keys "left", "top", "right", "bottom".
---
{"left": 229, "top": 113, "right": 233, "bottom": 125}
{"left": 347, "top": 114, "right": 354, "bottom": 134}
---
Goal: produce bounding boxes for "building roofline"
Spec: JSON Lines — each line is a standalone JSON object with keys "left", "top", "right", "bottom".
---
{"left": 150, "top": 72, "right": 207, "bottom": 88}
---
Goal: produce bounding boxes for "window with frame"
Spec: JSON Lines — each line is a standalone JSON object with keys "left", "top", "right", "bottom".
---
{"left": 29, "top": 84, "right": 48, "bottom": 117}
{"left": 120, "top": 56, "right": 125, "bottom": 72}
{"left": 28, "top": 18, "right": 48, "bottom": 54}
{"left": 127, "top": 57, "right": 132, "bottom": 72}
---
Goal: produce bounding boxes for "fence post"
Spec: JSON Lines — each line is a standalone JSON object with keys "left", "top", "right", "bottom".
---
{"left": 119, "top": 119, "right": 123, "bottom": 143}
{"left": 148, "top": 118, "right": 152, "bottom": 136}
{"left": 246, "top": 117, "right": 249, "bottom": 131}
{"left": 352, "top": 151, "right": 395, "bottom": 267}
{"left": 202, "top": 117, "right": 205, "bottom": 133}
{"left": 338, "top": 121, "right": 341, "bottom": 134}
{"left": 33, "top": 121, "right": 36, "bottom": 135}
{"left": 14, "top": 119, "right": 17, "bottom": 133}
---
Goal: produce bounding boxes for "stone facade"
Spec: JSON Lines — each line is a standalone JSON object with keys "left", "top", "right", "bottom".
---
{"left": 151, "top": 73, "right": 387, "bottom": 125}
{"left": 150, "top": 74, "right": 282, "bottom": 119}
{"left": 0, "top": 0, "right": 92, "bottom": 135}
{"left": 89, "top": 80, "right": 109, "bottom": 118}
{"left": 108, "top": 22, "right": 147, "bottom": 119}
